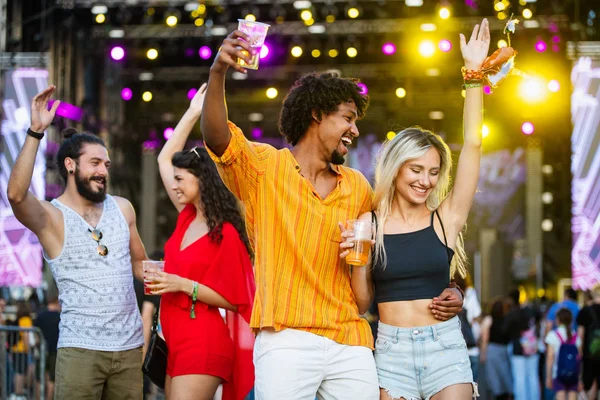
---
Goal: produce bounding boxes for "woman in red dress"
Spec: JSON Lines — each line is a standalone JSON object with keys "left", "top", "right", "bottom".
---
{"left": 149, "top": 84, "right": 255, "bottom": 400}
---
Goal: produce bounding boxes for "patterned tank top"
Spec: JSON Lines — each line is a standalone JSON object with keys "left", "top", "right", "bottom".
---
{"left": 44, "top": 195, "right": 143, "bottom": 351}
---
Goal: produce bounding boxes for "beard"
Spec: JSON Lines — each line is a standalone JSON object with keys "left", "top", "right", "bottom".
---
{"left": 331, "top": 149, "right": 346, "bottom": 165}
{"left": 74, "top": 169, "right": 107, "bottom": 203}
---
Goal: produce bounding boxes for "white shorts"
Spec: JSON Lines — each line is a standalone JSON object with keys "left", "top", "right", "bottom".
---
{"left": 253, "top": 328, "right": 379, "bottom": 400}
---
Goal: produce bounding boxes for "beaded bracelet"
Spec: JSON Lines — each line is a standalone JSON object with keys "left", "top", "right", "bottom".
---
{"left": 190, "top": 281, "right": 199, "bottom": 319}
{"left": 463, "top": 81, "right": 483, "bottom": 89}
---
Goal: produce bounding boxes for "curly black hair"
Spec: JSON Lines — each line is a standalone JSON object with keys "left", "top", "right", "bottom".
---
{"left": 171, "top": 147, "right": 253, "bottom": 260}
{"left": 278, "top": 71, "right": 370, "bottom": 146}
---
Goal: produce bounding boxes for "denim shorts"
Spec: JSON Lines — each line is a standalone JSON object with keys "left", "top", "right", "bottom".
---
{"left": 374, "top": 317, "right": 478, "bottom": 400}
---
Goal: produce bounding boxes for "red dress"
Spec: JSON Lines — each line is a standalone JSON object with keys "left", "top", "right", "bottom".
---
{"left": 161, "top": 204, "right": 255, "bottom": 400}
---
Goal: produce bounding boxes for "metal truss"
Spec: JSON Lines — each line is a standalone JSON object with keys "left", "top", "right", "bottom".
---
{"left": 0, "top": 52, "right": 49, "bottom": 70}
{"left": 90, "top": 15, "right": 570, "bottom": 39}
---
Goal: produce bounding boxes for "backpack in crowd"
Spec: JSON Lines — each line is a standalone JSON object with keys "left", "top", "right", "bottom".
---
{"left": 555, "top": 331, "right": 580, "bottom": 386}
{"left": 519, "top": 314, "right": 538, "bottom": 356}
{"left": 585, "top": 307, "right": 600, "bottom": 360}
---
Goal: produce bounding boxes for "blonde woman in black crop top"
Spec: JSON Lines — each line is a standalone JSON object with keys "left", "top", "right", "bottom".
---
{"left": 340, "top": 19, "right": 489, "bottom": 400}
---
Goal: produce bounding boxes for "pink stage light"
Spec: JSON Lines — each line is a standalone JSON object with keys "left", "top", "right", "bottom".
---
{"left": 121, "top": 88, "right": 133, "bottom": 101}
{"left": 357, "top": 83, "right": 368, "bottom": 95}
{"left": 552, "top": 44, "right": 560, "bottom": 52}
{"left": 438, "top": 39, "right": 452, "bottom": 52}
{"left": 382, "top": 43, "right": 396, "bottom": 55}
{"left": 251, "top": 127, "right": 263, "bottom": 138}
{"left": 521, "top": 122, "right": 534, "bottom": 135}
{"left": 187, "top": 88, "right": 198, "bottom": 100}
{"left": 164, "top": 127, "right": 175, "bottom": 140}
{"left": 535, "top": 41, "right": 547, "bottom": 52}
{"left": 199, "top": 46, "right": 212, "bottom": 60}
{"left": 260, "top": 44, "right": 270, "bottom": 59}
{"left": 483, "top": 85, "right": 492, "bottom": 95}
{"left": 552, "top": 35, "right": 561, "bottom": 43}
{"left": 110, "top": 46, "right": 125, "bottom": 61}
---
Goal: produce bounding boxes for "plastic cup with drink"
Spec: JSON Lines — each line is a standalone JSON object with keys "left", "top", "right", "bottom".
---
{"left": 236, "top": 19, "right": 270, "bottom": 70}
{"left": 345, "top": 220, "right": 375, "bottom": 266}
{"left": 143, "top": 260, "right": 165, "bottom": 295}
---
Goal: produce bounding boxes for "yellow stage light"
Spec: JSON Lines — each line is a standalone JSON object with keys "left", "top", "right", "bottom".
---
{"left": 522, "top": 8, "right": 533, "bottom": 19}
{"left": 347, "top": 7, "right": 360, "bottom": 19}
{"left": 142, "top": 91, "right": 153, "bottom": 102}
{"left": 197, "top": 4, "right": 206, "bottom": 14}
{"left": 245, "top": 14, "right": 256, "bottom": 22}
{"left": 291, "top": 46, "right": 303, "bottom": 57}
{"left": 548, "top": 80, "right": 560, "bottom": 93}
{"left": 418, "top": 40, "right": 435, "bottom": 58}
{"left": 482, "top": 124, "right": 490, "bottom": 138}
{"left": 439, "top": 7, "right": 450, "bottom": 19}
{"left": 497, "top": 39, "right": 508, "bottom": 48}
{"left": 326, "top": 15, "right": 335, "bottom": 23}
{"left": 386, "top": 131, "right": 396, "bottom": 140}
{"left": 346, "top": 47, "right": 358, "bottom": 57}
{"left": 494, "top": 2, "right": 505, "bottom": 11}
{"left": 328, "top": 49, "right": 339, "bottom": 58}
{"left": 146, "top": 48, "right": 158, "bottom": 60}
{"left": 311, "top": 49, "right": 321, "bottom": 58}
{"left": 266, "top": 88, "right": 278, "bottom": 99}
{"left": 300, "top": 10, "right": 312, "bottom": 21}
{"left": 519, "top": 78, "right": 547, "bottom": 102}
{"left": 194, "top": 18, "right": 204, "bottom": 26}
{"left": 497, "top": 11, "right": 507, "bottom": 20}
{"left": 304, "top": 18, "right": 314, "bottom": 26}
{"left": 395, "top": 88, "right": 407, "bottom": 98}
{"left": 95, "top": 14, "right": 106, "bottom": 23}
{"left": 166, "top": 15, "right": 178, "bottom": 27}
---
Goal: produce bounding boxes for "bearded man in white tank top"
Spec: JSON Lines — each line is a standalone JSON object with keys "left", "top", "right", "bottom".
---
{"left": 7, "top": 86, "right": 146, "bottom": 399}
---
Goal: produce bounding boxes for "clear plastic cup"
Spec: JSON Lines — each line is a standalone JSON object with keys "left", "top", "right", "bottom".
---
{"left": 345, "top": 220, "right": 375, "bottom": 266}
{"left": 143, "top": 260, "right": 165, "bottom": 295}
{"left": 236, "top": 19, "right": 270, "bottom": 70}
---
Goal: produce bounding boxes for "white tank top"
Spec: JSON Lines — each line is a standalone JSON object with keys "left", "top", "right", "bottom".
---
{"left": 44, "top": 195, "right": 143, "bottom": 351}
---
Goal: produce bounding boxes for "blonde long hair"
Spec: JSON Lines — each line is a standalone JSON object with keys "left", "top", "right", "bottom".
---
{"left": 372, "top": 127, "right": 468, "bottom": 278}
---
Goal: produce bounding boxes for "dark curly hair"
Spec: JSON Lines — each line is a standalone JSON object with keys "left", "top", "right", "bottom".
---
{"left": 278, "top": 72, "right": 370, "bottom": 146}
{"left": 171, "top": 147, "right": 253, "bottom": 260}
{"left": 56, "top": 128, "right": 105, "bottom": 183}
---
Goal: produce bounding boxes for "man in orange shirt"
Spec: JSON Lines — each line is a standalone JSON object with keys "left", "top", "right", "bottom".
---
{"left": 202, "top": 30, "right": 464, "bottom": 399}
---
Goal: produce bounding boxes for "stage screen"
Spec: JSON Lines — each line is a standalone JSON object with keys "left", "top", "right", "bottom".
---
{"left": 571, "top": 57, "right": 600, "bottom": 290}
{"left": 0, "top": 69, "right": 49, "bottom": 287}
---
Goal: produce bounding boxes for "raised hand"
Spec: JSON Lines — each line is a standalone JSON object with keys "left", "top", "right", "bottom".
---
{"left": 30, "top": 85, "right": 60, "bottom": 132}
{"left": 459, "top": 18, "right": 491, "bottom": 71}
{"left": 211, "top": 30, "right": 255, "bottom": 75}
{"left": 189, "top": 83, "right": 207, "bottom": 114}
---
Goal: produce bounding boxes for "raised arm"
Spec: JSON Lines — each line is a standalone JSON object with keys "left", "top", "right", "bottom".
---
{"left": 442, "top": 19, "right": 490, "bottom": 232}
{"left": 7, "top": 86, "right": 61, "bottom": 239}
{"left": 157, "top": 83, "right": 207, "bottom": 212}
{"left": 201, "top": 30, "right": 254, "bottom": 156}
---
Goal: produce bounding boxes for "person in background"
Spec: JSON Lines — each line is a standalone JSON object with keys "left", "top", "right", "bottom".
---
{"left": 10, "top": 302, "right": 34, "bottom": 399}
{"left": 480, "top": 298, "right": 513, "bottom": 400}
{"left": 577, "top": 284, "right": 600, "bottom": 400}
{"left": 545, "top": 308, "right": 581, "bottom": 400}
{"left": 547, "top": 288, "right": 579, "bottom": 331}
{"left": 455, "top": 274, "right": 482, "bottom": 382}
{"left": 134, "top": 250, "right": 162, "bottom": 399}
{"left": 33, "top": 295, "right": 60, "bottom": 400}
{"left": 503, "top": 289, "right": 541, "bottom": 400}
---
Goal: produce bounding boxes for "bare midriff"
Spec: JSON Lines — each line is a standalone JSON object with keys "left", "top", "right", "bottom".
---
{"left": 378, "top": 299, "right": 441, "bottom": 327}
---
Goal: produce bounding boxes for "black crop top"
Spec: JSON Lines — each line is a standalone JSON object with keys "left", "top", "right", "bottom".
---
{"left": 372, "top": 211, "right": 454, "bottom": 304}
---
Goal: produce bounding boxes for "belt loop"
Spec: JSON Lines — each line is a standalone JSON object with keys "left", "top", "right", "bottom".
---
{"left": 395, "top": 328, "right": 399, "bottom": 344}
{"left": 432, "top": 324, "right": 438, "bottom": 341}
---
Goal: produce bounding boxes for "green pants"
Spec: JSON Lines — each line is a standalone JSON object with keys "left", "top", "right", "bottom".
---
{"left": 54, "top": 347, "right": 143, "bottom": 400}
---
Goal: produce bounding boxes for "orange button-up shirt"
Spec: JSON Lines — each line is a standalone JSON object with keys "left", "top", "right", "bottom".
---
{"left": 206, "top": 122, "right": 373, "bottom": 348}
